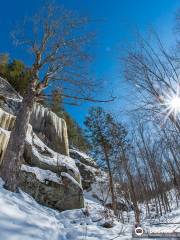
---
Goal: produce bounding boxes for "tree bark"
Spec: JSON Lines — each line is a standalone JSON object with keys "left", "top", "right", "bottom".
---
{"left": 0, "top": 87, "right": 36, "bottom": 192}
{"left": 103, "top": 145, "right": 117, "bottom": 214}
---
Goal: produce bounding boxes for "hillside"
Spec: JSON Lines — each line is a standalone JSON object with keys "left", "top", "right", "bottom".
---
{"left": 0, "top": 177, "right": 132, "bottom": 240}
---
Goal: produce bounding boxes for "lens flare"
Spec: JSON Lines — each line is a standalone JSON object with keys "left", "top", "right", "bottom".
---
{"left": 162, "top": 86, "right": 180, "bottom": 122}
{"left": 169, "top": 97, "right": 180, "bottom": 112}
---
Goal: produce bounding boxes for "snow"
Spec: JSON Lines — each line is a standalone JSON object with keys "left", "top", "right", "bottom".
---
{"left": 21, "top": 164, "right": 62, "bottom": 184}
{"left": 70, "top": 149, "right": 97, "bottom": 167}
{"left": 61, "top": 172, "right": 82, "bottom": 190}
{"left": 0, "top": 178, "right": 132, "bottom": 240}
{"left": 26, "top": 130, "right": 79, "bottom": 177}
{"left": 0, "top": 168, "right": 179, "bottom": 240}
{"left": 71, "top": 149, "right": 91, "bottom": 160}
{"left": 139, "top": 190, "right": 180, "bottom": 234}
{"left": 75, "top": 159, "right": 98, "bottom": 175}
{"left": 0, "top": 77, "right": 22, "bottom": 102}
{"left": 0, "top": 127, "right": 10, "bottom": 137}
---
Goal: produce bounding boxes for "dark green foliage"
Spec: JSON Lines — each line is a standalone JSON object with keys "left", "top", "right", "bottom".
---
{"left": 50, "top": 90, "right": 90, "bottom": 152}
{"left": 0, "top": 54, "right": 30, "bottom": 96}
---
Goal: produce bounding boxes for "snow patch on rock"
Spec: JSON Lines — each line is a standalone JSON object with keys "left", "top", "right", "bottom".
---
{"left": 21, "top": 164, "right": 62, "bottom": 184}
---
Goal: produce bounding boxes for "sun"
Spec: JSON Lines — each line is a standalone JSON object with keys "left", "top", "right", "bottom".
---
{"left": 169, "top": 97, "right": 180, "bottom": 112}
{"left": 162, "top": 87, "right": 180, "bottom": 120}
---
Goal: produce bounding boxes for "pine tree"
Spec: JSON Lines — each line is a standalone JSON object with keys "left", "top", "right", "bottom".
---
{"left": 84, "top": 107, "right": 128, "bottom": 213}
{"left": 0, "top": 55, "right": 30, "bottom": 96}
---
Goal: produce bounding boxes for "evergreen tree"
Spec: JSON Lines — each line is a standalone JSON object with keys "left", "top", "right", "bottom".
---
{"left": 84, "top": 107, "right": 128, "bottom": 213}
{"left": 0, "top": 54, "right": 30, "bottom": 96}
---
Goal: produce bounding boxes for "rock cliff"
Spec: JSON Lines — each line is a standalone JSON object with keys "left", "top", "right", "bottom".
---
{"left": 0, "top": 77, "right": 84, "bottom": 211}
{"left": 0, "top": 77, "right": 69, "bottom": 156}
{"left": 0, "top": 109, "right": 84, "bottom": 211}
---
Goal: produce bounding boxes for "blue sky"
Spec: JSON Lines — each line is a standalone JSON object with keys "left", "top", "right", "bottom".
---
{"left": 0, "top": 0, "right": 180, "bottom": 125}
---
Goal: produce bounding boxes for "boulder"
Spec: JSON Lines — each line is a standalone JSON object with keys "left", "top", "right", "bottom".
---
{"left": 20, "top": 164, "right": 84, "bottom": 211}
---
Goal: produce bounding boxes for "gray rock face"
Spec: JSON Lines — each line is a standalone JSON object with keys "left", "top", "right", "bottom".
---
{"left": 0, "top": 77, "right": 22, "bottom": 115}
{"left": 0, "top": 77, "right": 22, "bottom": 101}
{"left": 30, "top": 103, "right": 69, "bottom": 156}
{"left": 24, "top": 129, "right": 80, "bottom": 183}
{"left": 0, "top": 114, "right": 84, "bottom": 211}
{"left": 75, "top": 160, "right": 99, "bottom": 190}
{"left": 20, "top": 165, "right": 84, "bottom": 211}
{"left": 70, "top": 149, "right": 99, "bottom": 190}
{"left": 21, "top": 128, "right": 83, "bottom": 211}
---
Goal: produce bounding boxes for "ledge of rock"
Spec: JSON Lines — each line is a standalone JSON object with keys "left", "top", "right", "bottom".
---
{"left": 24, "top": 128, "right": 80, "bottom": 183}
{"left": 20, "top": 164, "right": 84, "bottom": 211}
{"left": 70, "top": 149, "right": 99, "bottom": 190}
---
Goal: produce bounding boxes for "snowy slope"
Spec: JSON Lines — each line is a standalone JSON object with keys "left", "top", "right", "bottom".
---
{"left": 139, "top": 190, "right": 180, "bottom": 235}
{"left": 0, "top": 178, "right": 132, "bottom": 240}
{"left": 1, "top": 174, "right": 180, "bottom": 240}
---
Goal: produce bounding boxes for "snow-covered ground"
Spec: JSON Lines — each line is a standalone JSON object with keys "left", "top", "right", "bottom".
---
{"left": 0, "top": 174, "right": 180, "bottom": 239}
{"left": 139, "top": 190, "right": 180, "bottom": 235}
{"left": 0, "top": 178, "right": 132, "bottom": 240}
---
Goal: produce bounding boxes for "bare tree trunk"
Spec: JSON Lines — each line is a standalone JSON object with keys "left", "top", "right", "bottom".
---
{"left": 0, "top": 87, "right": 36, "bottom": 191}
{"left": 103, "top": 146, "right": 117, "bottom": 214}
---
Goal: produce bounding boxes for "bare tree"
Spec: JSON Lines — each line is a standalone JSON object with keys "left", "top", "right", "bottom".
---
{"left": 123, "top": 30, "right": 180, "bottom": 132}
{"left": 0, "top": 3, "right": 114, "bottom": 191}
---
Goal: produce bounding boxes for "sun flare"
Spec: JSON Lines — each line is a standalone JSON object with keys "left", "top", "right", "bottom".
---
{"left": 162, "top": 87, "right": 180, "bottom": 120}
{"left": 169, "top": 97, "right": 180, "bottom": 112}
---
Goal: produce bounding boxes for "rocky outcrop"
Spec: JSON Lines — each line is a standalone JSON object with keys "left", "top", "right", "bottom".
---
{"left": 20, "top": 164, "right": 84, "bottom": 211}
{"left": 21, "top": 131, "right": 84, "bottom": 211}
{"left": 0, "top": 106, "right": 83, "bottom": 211}
{"left": 30, "top": 103, "right": 69, "bottom": 156}
{"left": 0, "top": 109, "right": 15, "bottom": 163}
{"left": 0, "top": 77, "right": 22, "bottom": 115}
{"left": 70, "top": 149, "right": 99, "bottom": 190}
{"left": 0, "top": 77, "right": 69, "bottom": 156}
{"left": 70, "top": 149, "right": 98, "bottom": 169}
{"left": 24, "top": 128, "right": 80, "bottom": 183}
{"left": 0, "top": 77, "right": 21, "bottom": 101}
{"left": 0, "top": 77, "right": 115, "bottom": 213}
